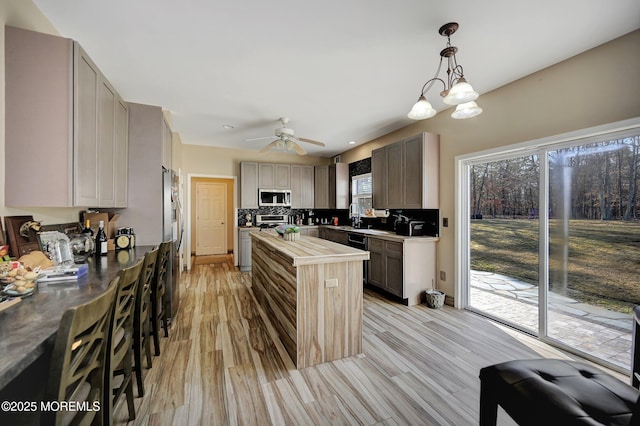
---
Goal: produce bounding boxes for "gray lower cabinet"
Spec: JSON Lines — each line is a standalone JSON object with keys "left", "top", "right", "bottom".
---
{"left": 322, "top": 228, "right": 349, "bottom": 245}
{"left": 239, "top": 228, "right": 255, "bottom": 271}
{"left": 367, "top": 236, "right": 437, "bottom": 306}
{"left": 299, "top": 226, "right": 319, "bottom": 237}
{"left": 368, "top": 238, "right": 403, "bottom": 295}
{"left": 5, "top": 26, "right": 128, "bottom": 208}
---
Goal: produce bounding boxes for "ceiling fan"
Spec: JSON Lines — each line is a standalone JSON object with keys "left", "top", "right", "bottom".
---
{"left": 245, "top": 117, "right": 325, "bottom": 155}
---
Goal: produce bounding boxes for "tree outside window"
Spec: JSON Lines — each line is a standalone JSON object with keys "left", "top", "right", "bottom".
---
{"left": 351, "top": 173, "right": 372, "bottom": 215}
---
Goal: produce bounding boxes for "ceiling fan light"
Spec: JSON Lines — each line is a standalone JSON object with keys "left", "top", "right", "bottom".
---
{"left": 407, "top": 96, "right": 436, "bottom": 120}
{"left": 451, "top": 101, "right": 483, "bottom": 119}
{"left": 443, "top": 79, "right": 479, "bottom": 105}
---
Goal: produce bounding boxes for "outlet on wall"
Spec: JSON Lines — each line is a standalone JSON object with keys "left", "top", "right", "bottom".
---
{"left": 440, "top": 271, "right": 446, "bottom": 281}
{"left": 443, "top": 218, "right": 449, "bottom": 227}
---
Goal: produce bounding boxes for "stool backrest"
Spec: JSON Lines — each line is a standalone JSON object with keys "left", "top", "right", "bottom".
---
{"left": 136, "top": 246, "right": 159, "bottom": 325}
{"left": 152, "top": 241, "right": 172, "bottom": 304}
{"left": 111, "top": 259, "right": 144, "bottom": 351}
{"left": 43, "top": 278, "right": 118, "bottom": 426}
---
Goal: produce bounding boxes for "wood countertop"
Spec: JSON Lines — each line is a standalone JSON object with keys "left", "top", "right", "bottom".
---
{"left": 250, "top": 231, "right": 369, "bottom": 266}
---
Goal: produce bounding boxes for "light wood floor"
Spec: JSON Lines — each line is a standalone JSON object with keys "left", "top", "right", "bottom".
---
{"left": 114, "top": 257, "right": 595, "bottom": 425}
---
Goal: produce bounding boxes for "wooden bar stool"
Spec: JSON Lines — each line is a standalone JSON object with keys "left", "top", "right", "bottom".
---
{"left": 104, "top": 259, "right": 143, "bottom": 424}
{"left": 43, "top": 277, "right": 118, "bottom": 426}
{"left": 150, "top": 240, "right": 172, "bottom": 356}
{"left": 133, "top": 246, "right": 158, "bottom": 397}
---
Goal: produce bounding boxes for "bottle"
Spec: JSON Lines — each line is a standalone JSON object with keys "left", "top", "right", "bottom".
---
{"left": 82, "top": 219, "right": 94, "bottom": 236}
{"left": 95, "top": 220, "right": 108, "bottom": 256}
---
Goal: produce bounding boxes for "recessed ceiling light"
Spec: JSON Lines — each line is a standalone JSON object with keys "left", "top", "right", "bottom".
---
{"left": 222, "top": 124, "right": 235, "bottom": 129}
{"left": 348, "top": 140, "right": 356, "bottom": 145}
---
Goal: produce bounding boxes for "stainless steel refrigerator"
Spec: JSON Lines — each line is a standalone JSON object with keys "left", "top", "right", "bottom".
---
{"left": 163, "top": 166, "right": 181, "bottom": 318}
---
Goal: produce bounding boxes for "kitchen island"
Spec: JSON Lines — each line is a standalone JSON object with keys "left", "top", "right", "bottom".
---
{"left": 250, "top": 231, "right": 369, "bottom": 369}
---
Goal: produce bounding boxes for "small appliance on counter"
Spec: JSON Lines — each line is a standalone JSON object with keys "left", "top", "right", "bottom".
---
{"left": 115, "top": 227, "right": 136, "bottom": 250}
{"left": 395, "top": 220, "right": 427, "bottom": 236}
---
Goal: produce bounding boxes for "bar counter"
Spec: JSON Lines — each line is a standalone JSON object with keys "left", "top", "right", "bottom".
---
{"left": 250, "top": 232, "right": 369, "bottom": 369}
{"left": 0, "top": 246, "right": 154, "bottom": 389}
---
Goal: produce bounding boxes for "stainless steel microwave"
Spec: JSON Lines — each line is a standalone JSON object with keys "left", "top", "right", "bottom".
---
{"left": 259, "top": 189, "right": 291, "bottom": 207}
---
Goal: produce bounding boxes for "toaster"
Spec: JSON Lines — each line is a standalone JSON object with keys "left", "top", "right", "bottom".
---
{"left": 395, "top": 220, "right": 426, "bottom": 236}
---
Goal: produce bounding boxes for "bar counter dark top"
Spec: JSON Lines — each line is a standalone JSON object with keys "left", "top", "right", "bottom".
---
{"left": 0, "top": 246, "right": 154, "bottom": 389}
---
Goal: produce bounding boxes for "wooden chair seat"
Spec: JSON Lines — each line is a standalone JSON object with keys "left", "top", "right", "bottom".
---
{"left": 43, "top": 277, "right": 118, "bottom": 426}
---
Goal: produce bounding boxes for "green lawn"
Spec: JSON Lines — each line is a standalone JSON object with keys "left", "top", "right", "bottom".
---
{"left": 470, "top": 219, "right": 640, "bottom": 313}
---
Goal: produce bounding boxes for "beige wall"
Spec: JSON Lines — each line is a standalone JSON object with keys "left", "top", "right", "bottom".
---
{"left": 339, "top": 30, "right": 640, "bottom": 301}
{"left": 181, "top": 144, "right": 329, "bottom": 177}
{"left": 0, "top": 1, "right": 86, "bottom": 225}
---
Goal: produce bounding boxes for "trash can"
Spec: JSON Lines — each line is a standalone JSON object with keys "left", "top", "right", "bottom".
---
{"left": 425, "top": 289, "right": 445, "bottom": 309}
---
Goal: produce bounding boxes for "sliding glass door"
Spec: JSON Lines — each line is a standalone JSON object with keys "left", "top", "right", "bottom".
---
{"left": 463, "top": 126, "right": 640, "bottom": 371}
{"left": 468, "top": 154, "right": 540, "bottom": 334}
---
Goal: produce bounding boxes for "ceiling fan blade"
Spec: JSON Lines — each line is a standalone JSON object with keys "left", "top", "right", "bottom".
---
{"left": 259, "top": 141, "right": 278, "bottom": 153}
{"left": 298, "top": 137, "right": 325, "bottom": 147}
{"left": 245, "top": 136, "right": 275, "bottom": 142}
{"left": 291, "top": 142, "right": 307, "bottom": 155}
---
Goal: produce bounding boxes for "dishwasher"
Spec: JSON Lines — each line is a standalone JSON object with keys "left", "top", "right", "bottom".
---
{"left": 347, "top": 233, "right": 368, "bottom": 285}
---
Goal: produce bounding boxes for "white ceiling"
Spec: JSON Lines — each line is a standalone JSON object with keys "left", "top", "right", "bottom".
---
{"left": 33, "top": 0, "right": 640, "bottom": 157}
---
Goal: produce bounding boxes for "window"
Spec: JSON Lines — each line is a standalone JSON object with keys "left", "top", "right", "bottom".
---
{"left": 457, "top": 118, "right": 640, "bottom": 374}
{"left": 351, "top": 173, "right": 372, "bottom": 214}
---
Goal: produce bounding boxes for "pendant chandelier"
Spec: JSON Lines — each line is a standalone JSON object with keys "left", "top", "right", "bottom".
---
{"left": 407, "top": 22, "right": 482, "bottom": 120}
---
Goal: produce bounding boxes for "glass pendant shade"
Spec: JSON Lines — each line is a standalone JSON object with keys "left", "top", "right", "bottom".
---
{"left": 451, "top": 101, "right": 483, "bottom": 119}
{"left": 407, "top": 96, "right": 436, "bottom": 120}
{"left": 442, "top": 79, "right": 479, "bottom": 105}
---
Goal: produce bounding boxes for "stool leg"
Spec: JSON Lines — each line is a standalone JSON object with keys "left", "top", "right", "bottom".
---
{"left": 151, "top": 314, "right": 161, "bottom": 356}
{"left": 144, "top": 317, "right": 153, "bottom": 368}
{"left": 479, "top": 379, "right": 498, "bottom": 426}
{"left": 162, "top": 297, "right": 169, "bottom": 337}
{"left": 124, "top": 354, "right": 136, "bottom": 421}
{"left": 134, "top": 342, "right": 144, "bottom": 397}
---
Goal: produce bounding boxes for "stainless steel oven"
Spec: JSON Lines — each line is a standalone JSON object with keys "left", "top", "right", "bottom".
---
{"left": 347, "top": 233, "right": 368, "bottom": 285}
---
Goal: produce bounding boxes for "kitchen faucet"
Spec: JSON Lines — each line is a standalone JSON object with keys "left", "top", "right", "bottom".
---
{"left": 349, "top": 203, "right": 361, "bottom": 228}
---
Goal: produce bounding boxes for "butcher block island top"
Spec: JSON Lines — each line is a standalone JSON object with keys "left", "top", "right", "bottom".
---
{"left": 250, "top": 232, "right": 369, "bottom": 369}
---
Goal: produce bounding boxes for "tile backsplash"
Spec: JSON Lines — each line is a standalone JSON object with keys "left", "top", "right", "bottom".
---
{"left": 238, "top": 207, "right": 349, "bottom": 226}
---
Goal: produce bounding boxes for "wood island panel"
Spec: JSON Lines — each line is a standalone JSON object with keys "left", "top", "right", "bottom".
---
{"left": 250, "top": 232, "right": 368, "bottom": 369}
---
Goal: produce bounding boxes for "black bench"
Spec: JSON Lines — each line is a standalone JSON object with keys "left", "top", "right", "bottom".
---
{"left": 479, "top": 306, "right": 640, "bottom": 425}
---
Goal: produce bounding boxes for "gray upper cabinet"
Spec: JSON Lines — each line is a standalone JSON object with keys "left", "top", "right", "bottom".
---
{"left": 241, "top": 162, "right": 309, "bottom": 208}
{"left": 118, "top": 103, "right": 169, "bottom": 245}
{"left": 258, "top": 163, "right": 290, "bottom": 189}
{"left": 371, "top": 147, "right": 387, "bottom": 208}
{"left": 372, "top": 132, "right": 440, "bottom": 209}
{"left": 114, "top": 99, "right": 129, "bottom": 208}
{"left": 5, "top": 26, "right": 128, "bottom": 208}
{"left": 240, "top": 162, "right": 259, "bottom": 208}
{"left": 314, "top": 163, "right": 349, "bottom": 209}
{"left": 162, "top": 117, "right": 173, "bottom": 170}
{"left": 291, "top": 165, "right": 314, "bottom": 208}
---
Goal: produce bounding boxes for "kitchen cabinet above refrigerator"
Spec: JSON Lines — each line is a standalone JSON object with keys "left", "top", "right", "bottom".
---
{"left": 5, "top": 26, "right": 128, "bottom": 208}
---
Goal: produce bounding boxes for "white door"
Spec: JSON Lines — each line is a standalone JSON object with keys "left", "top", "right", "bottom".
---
{"left": 196, "top": 182, "right": 227, "bottom": 255}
